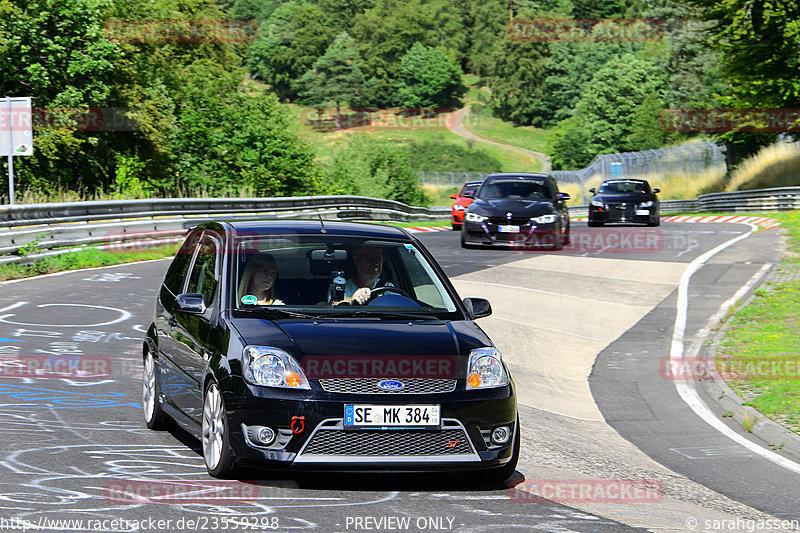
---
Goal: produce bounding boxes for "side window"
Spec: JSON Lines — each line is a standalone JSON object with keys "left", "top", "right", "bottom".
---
{"left": 163, "top": 231, "right": 201, "bottom": 295}
{"left": 186, "top": 235, "right": 219, "bottom": 304}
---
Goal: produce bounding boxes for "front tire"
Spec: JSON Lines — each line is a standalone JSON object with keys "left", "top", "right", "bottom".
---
{"left": 143, "top": 349, "right": 169, "bottom": 430}
{"left": 202, "top": 381, "right": 236, "bottom": 478}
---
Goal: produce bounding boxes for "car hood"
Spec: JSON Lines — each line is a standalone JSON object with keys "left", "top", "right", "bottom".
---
{"left": 231, "top": 317, "right": 493, "bottom": 379}
{"left": 470, "top": 198, "right": 556, "bottom": 216}
{"left": 595, "top": 193, "right": 655, "bottom": 203}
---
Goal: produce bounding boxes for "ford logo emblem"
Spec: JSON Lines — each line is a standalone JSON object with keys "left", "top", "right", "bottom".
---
{"left": 377, "top": 379, "right": 404, "bottom": 391}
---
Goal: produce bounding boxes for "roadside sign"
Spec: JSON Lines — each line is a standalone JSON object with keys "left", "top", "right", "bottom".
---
{"left": 2, "top": 96, "right": 33, "bottom": 205}
{"left": 1, "top": 97, "right": 33, "bottom": 156}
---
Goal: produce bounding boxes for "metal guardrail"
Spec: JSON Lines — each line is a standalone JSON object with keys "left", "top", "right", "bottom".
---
{"left": 698, "top": 187, "right": 800, "bottom": 212}
{"left": 0, "top": 196, "right": 450, "bottom": 265}
{"left": 0, "top": 188, "right": 795, "bottom": 266}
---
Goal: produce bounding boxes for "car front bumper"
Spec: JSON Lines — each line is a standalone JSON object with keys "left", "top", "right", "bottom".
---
{"left": 462, "top": 220, "right": 559, "bottom": 248}
{"left": 589, "top": 205, "right": 656, "bottom": 223}
{"left": 222, "top": 378, "right": 518, "bottom": 472}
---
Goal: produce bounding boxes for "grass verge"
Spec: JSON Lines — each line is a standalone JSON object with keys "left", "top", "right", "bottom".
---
{"left": 0, "top": 245, "right": 180, "bottom": 282}
{"left": 716, "top": 211, "right": 800, "bottom": 433}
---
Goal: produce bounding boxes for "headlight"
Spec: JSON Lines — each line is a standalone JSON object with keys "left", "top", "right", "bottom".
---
{"left": 243, "top": 346, "right": 310, "bottom": 389}
{"left": 466, "top": 347, "right": 509, "bottom": 389}
{"left": 590, "top": 198, "right": 604, "bottom": 207}
{"left": 453, "top": 204, "right": 466, "bottom": 211}
{"left": 465, "top": 213, "right": 487, "bottom": 223}
{"left": 639, "top": 201, "right": 653, "bottom": 208}
{"left": 531, "top": 214, "right": 557, "bottom": 224}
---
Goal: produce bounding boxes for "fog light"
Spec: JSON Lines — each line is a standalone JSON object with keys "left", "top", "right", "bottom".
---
{"left": 491, "top": 426, "right": 511, "bottom": 445}
{"left": 257, "top": 426, "right": 276, "bottom": 445}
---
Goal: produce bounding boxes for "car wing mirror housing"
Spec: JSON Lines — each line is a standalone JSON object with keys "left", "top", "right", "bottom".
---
{"left": 588, "top": 188, "right": 596, "bottom": 194}
{"left": 653, "top": 188, "right": 660, "bottom": 194}
{"left": 558, "top": 192, "right": 571, "bottom": 200}
{"left": 463, "top": 297, "right": 492, "bottom": 319}
{"left": 450, "top": 193, "right": 457, "bottom": 199}
{"left": 174, "top": 293, "right": 208, "bottom": 315}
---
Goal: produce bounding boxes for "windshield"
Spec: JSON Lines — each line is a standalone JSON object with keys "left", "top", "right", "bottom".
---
{"left": 599, "top": 180, "right": 650, "bottom": 194}
{"left": 478, "top": 177, "right": 554, "bottom": 200}
{"left": 232, "top": 235, "right": 459, "bottom": 318}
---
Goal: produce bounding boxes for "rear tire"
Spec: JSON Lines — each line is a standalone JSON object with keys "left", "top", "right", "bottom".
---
{"left": 143, "top": 350, "right": 169, "bottom": 430}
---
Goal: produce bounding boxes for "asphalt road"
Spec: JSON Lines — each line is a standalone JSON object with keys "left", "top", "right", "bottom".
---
{"left": 0, "top": 220, "right": 793, "bottom": 532}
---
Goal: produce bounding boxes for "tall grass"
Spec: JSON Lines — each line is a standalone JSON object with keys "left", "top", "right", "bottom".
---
{"left": 5, "top": 183, "right": 262, "bottom": 205}
{"left": 581, "top": 167, "right": 726, "bottom": 202}
{"left": 725, "top": 142, "right": 800, "bottom": 192}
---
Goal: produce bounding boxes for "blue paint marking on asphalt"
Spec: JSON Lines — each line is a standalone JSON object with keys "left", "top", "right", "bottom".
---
{"left": 0, "top": 383, "right": 139, "bottom": 409}
{"left": 0, "top": 338, "right": 23, "bottom": 342}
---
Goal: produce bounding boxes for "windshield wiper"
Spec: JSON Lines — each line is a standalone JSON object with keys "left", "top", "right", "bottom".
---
{"left": 345, "top": 310, "right": 439, "bottom": 321}
{"left": 235, "top": 307, "right": 324, "bottom": 320}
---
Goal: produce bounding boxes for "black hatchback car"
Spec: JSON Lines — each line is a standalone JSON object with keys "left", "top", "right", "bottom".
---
{"left": 143, "top": 220, "right": 518, "bottom": 480}
{"left": 588, "top": 178, "right": 660, "bottom": 226}
{"left": 461, "top": 173, "right": 570, "bottom": 250}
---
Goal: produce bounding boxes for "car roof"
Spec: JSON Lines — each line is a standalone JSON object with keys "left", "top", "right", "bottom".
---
{"left": 601, "top": 178, "right": 649, "bottom": 183}
{"left": 223, "top": 220, "right": 413, "bottom": 240}
{"left": 485, "top": 172, "right": 552, "bottom": 179}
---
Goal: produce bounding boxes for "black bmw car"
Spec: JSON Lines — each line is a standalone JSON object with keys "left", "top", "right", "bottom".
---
{"left": 461, "top": 173, "right": 570, "bottom": 250}
{"left": 143, "top": 220, "right": 518, "bottom": 481}
{"left": 588, "top": 178, "right": 660, "bottom": 226}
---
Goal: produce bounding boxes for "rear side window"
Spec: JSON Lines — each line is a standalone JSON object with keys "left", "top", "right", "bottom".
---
{"left": 186, "top": 235, "right": 219, "bottom": 304}
{"left": 163, "top": 231, "right": 201, "bottom": 295}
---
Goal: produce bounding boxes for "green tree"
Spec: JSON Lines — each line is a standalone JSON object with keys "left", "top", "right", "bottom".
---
{"left": 487, "top": 38, "right": 550, "bottom": 126}
{"left": 396, "top": 43, "right": 465, "bottom": 108}
{"left": 680, "top": 0, "right": 800, "bottom": 170}
{"left": 247, "top": 2, "right": 336, "bottom": 100}
{"left": 325, "top": 135, "right": 428, "bottom": 205}
{"left": 297, "top": 32, "right": 366, "bottom": 126}
{"left": 551, "top": 54, "right": 665, "bottom": 167}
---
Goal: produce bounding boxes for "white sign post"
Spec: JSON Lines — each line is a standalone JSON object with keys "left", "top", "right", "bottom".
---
{"left": 1, "top": 97, "right": 33, "bottom": 205}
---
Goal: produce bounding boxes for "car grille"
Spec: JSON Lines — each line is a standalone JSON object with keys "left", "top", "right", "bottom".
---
{"left": 488, "top": 217, "right": 529, "bottom": 226}
{"left": 606, "top": 204, "right": 635, "bottom": 218}
{"left": 302, "top": 428, "right": 472, "bottom": 456}
{"left": 317, "top": 378, "right": 457, "bottom": 394}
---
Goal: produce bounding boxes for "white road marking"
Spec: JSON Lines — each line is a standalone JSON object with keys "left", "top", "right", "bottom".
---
{"left": 671, "top": 224, "right": 800, "bottom": 475}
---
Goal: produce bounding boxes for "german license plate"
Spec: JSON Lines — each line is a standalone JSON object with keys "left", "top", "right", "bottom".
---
{"left": 635, "top": 209, "right": 649, "bottom": 216}
{"left": 498, "top": 225, "right": 519, "bottom": 233}
{"left": 344, "top": 404, "right": 440, "bottom": 428}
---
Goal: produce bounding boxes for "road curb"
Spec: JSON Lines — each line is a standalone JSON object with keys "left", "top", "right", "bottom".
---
{"left": 693, "top": 240, "right": 800, "bottom": 461}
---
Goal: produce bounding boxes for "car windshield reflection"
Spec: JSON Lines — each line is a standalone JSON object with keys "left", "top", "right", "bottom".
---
{"left": 233, "top": 236, "right": 459, "bottom": 318}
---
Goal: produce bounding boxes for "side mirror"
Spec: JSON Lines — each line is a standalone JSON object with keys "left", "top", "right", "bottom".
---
{"left": 450, "top": 193, "right": 457, "bottom": 199}
{"left": 653, "top": 188, "right": 660, "bottom": 194}
{"left": 558, "top": 192, "right": 571, "bottom": 201}
{"left": 463, "top": 297, "right": 492, "bottom": 319}
{"left": 174, "top": 293, "right": 208, "bottom": 315}
{"left": 588, "top": 188, "right": 596, "bottom": 194}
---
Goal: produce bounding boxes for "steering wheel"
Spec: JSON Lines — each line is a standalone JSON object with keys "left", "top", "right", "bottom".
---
{"left": 366, "top": 286, "right": 412, "bottom": 302}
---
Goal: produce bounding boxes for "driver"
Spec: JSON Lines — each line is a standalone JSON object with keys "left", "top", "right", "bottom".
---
{"left": 336, "top": 245, "right": 393, "bottom": 305}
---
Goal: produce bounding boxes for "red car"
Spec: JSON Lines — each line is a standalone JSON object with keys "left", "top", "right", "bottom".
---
{"left": 450, "top": 181, "right": 482, "bottom": 230}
